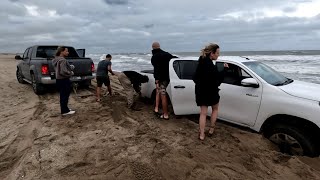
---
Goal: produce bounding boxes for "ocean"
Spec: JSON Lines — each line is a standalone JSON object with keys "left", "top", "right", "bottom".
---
{"left": 88, "top": 50, "right": 320, "bottom": 84}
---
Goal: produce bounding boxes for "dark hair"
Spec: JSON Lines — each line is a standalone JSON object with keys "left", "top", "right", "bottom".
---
{"left": 55, "top": 46, "right": 67, "bottom": 56}
{"left": 141, "top": 75, "right": 149, "bottom": 83}
{"left": 200, "top": 43, "right": 220, "bottom": 57}
{"left": 106, "top": 54, "right": 112, "bottom": 58}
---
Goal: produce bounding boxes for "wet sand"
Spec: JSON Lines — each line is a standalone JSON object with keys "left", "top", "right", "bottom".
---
{"left": 0, "top": 54, "right": 319, "bottom": 180}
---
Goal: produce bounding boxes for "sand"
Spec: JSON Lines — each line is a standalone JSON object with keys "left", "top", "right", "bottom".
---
{"left": 0, "top": 54, "right": 319, "bottom": 180}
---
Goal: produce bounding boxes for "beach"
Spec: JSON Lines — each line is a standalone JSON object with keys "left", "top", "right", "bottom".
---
{"left": 0, "top": 54, "right": 320, "bottom": 179}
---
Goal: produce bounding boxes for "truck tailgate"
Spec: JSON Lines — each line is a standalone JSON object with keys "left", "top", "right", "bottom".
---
{"left": 67, "top": 58, "right": 93, "bottom": 76}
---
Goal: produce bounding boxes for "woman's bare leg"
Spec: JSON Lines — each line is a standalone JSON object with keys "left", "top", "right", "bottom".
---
{"left": 209, "top": 103, "right": 219, "bottom": 134}
{"left": 199, "top": 106, "right": 208, "bottom": 140}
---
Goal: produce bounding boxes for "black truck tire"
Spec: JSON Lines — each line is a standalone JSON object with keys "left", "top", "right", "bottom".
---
{"left": 31, "top": 74, "right": 45, "bottom": 95}
{"left": 264, "top": 123, "right": 318, "bottom": 157}
{"left": 16, "top": 68, "right": 26, "bottom": 84}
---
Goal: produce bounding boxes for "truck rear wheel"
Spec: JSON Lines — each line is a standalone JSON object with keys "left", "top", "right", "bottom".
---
{"left": 31, "top": 74, "right": 45, "bottom": 95}
{"left": 264, "top": 123, "right": 318, "bottom": 157}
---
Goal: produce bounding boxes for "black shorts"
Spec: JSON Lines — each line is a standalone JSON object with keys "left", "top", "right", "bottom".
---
{"left": 96, "top": 76, "right": 110, "bottom": 87}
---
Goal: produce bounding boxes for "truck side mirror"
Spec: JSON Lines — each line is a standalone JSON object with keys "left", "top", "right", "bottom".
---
{"left": 15, "top": 55, "right": 22, "bottom": 60}
{"left": 241, "top": 78, "right": 259, "bottom": 88}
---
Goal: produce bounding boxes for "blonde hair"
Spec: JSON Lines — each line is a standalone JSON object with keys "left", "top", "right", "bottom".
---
{"left": 200, "top": 43, "right": 220, "bottom": 57}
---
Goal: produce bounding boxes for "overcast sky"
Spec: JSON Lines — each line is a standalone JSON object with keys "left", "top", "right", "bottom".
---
{"left": 0, "top": 0, "right": 320, "bottom": 53}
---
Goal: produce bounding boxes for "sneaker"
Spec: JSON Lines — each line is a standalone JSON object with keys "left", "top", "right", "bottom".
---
{"left": 62, "top": 110, "right": 75, "bottom": 116}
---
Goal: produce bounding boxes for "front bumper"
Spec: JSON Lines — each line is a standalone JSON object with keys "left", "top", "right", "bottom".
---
{"left": 41, "top": 73, "right": 96, "bottom": 84}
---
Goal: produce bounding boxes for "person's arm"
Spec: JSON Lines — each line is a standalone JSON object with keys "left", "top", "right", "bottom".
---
{"left": 108, "top": 65, "right": 115, "bottom": 75}
{"left": 152, "top": 57, "right": 160, "bottom": 82}
{"left": 59, "top": 60, "right": 73, "bottom": 77}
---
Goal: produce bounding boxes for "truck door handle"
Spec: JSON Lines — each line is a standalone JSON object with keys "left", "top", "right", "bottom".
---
{"left": 246, "top": 93, "right": 258, "bottom": 97}
{"left": 174, "top": 85, "right": 185, "bottom": 89}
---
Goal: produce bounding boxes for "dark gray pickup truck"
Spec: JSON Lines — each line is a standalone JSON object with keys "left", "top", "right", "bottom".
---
{"left": 15, "top": 45, "right": 96, "bottom": 94}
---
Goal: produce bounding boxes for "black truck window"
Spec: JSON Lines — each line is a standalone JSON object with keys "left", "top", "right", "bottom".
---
{"left": 218, "top": 62, "right": 252, "bottom": 86}
{"left": 174, "top": 60, "right": 198, "bottom": 80}
{"left": 36, "top": 46, "right": 80, "bottom": 58}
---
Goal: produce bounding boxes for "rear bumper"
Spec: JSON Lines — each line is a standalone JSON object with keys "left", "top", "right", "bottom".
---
{"left": 41, "top": 73, "right": 96, "bottom": 84}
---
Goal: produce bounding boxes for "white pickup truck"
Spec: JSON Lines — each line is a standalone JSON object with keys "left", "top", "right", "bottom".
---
{"left": 140, "top": 56, "right": 320, "bottom": 157}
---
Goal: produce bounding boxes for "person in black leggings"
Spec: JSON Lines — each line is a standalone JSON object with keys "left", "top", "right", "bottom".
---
{"left": 52, "top": 46, "right": 75, "bottom": 116}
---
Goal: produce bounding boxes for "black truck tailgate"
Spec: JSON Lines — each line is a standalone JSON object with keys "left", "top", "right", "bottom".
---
{"left": 67, "top": 58, "right": 93, "bottom": 76}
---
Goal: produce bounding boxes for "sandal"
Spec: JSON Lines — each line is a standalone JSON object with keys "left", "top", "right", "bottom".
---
{"left": 207, "top": 125, "right": 215, "bottom": 137}
{"left": 154, "top": 109, "right": 161, "bottom": 116}
{"left": 159, "top": 114, "right": 169, "bottom": 120}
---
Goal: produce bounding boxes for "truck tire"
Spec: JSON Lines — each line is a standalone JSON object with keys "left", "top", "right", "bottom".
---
{"left": 31, "top": 74, "right": 45, "bottom": 95}
{"left": 16, "top": 68, "right": 26, "bottom": 84}
{"left": 264, "top": 123, "right": 318, "bottom": 157}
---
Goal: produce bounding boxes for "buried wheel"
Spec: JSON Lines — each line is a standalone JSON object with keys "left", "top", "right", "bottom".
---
{"left": 264, "top": 123, "right": 318, "bottom": 157}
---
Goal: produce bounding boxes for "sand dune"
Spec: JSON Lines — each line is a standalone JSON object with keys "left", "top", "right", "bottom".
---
{"left": 0, "top": 54, "right": 319, "bottom": 180}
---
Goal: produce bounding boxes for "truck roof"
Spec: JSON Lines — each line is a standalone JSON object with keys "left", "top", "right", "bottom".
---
{"left": 174, "top": 56, "right": 257, "bottom": 63}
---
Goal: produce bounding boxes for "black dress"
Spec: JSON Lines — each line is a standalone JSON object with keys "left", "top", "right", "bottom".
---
{"left": 193, "top": 56, "right": 224, "bottom": 106}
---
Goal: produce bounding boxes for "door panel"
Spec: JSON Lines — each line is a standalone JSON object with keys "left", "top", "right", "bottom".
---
{"left": 21, "top": 48, "right": 31, "bottom": 80}
{"left": 170, "top": 60, "right": 199, "bottom": 115}
{"left": 217, "top": 62, "right": 262, "bottom": 126}
{"left": 76, "top": 49, "right": 85, "bottom": 57}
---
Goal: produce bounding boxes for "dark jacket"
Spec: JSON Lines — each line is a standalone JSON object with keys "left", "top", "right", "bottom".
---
{"left": 151, "top": 49, "right": 177, "bottom": 82}
{"left": 123, "top": 71, "right": 149, "bottom": 93}
{"left": 193, "top": 55, "right": 224, "bottom": 92}
{"left": 52, "top": 56, "right": 73, "bottom": 79}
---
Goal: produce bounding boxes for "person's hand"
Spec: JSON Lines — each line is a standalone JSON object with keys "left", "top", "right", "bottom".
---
{"left": 224, "top": 63, "right": 229, "bottom": 68}
{"left": 71, "top": 71, "right": 74, "bottom": 75}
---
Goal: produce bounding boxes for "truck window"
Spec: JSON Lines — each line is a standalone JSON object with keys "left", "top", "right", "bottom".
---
{"left": 27, "top": 47, "right": 33, "bottom": 59}
{"left": 174, "top": 60, "right": 198, "bottom": 80}
{"left": 217, "top": 62, "right": 252, "bottom": 86}
{"left": 36, "top": 46, "right": 80, "bottom": 58}
{"left": 23, "top": 48, "right": 30, "bottom": 59}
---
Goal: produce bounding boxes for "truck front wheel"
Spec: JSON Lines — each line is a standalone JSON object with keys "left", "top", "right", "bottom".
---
{"left": 264, "top": 123, "right": 318, "bottom": 157}
{"left": 31, "top": 74, "right": 45, "bottom": 95}
{"left": 16, "top": 68, "right": 26, "bottom": 84}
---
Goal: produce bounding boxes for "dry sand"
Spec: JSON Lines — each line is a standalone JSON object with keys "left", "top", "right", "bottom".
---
{"left": 0, "top": 54, "right": 319, "bottom": 180}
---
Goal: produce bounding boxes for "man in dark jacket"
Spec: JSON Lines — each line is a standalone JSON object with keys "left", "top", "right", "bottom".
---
{"left": 151, "top": 42, "right": 177, "bottom": 120}
{"left": 117, "top": 71, "right": 149, "bottom": 110}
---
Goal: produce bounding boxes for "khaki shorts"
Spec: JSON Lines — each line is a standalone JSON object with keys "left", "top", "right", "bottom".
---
{"left": 157, "top": 81, "right": 169, "bottom": 95}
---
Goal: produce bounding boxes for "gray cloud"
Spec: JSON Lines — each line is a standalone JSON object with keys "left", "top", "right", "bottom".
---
{"left": 0, "top": 0, "right": 319, "bottom": 53}
{"left": 103, "top": 0, "right": 129, "bottom": 5}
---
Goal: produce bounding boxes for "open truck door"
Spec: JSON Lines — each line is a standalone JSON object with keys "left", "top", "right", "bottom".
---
{"left": 76, "top": 49, "right": 85, "bottom": 58}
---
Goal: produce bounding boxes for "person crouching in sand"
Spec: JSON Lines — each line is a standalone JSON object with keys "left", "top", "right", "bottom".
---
{"left": 116, "top": 71, "right": 149, "bottom": 110}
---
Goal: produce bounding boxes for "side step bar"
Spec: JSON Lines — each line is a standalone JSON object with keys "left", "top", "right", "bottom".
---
{"left": 23, "top": 78, "right": 32, "bottom": 84}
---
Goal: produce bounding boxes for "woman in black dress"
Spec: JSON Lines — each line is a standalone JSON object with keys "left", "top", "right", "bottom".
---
{"left": 193, "top": 43, "right": 228, "bottom": 140}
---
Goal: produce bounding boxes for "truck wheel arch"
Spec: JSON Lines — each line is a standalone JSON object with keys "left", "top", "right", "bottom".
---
{"left": 261, "top": 114, "right": 320, "bottom": 156}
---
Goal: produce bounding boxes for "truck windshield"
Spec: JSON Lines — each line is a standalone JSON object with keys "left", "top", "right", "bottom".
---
{"left": 36, "top": 46, "right": 80, "bottom": 58}
{"left": 243, "top": 61, "right": 293, "bottom": 86}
